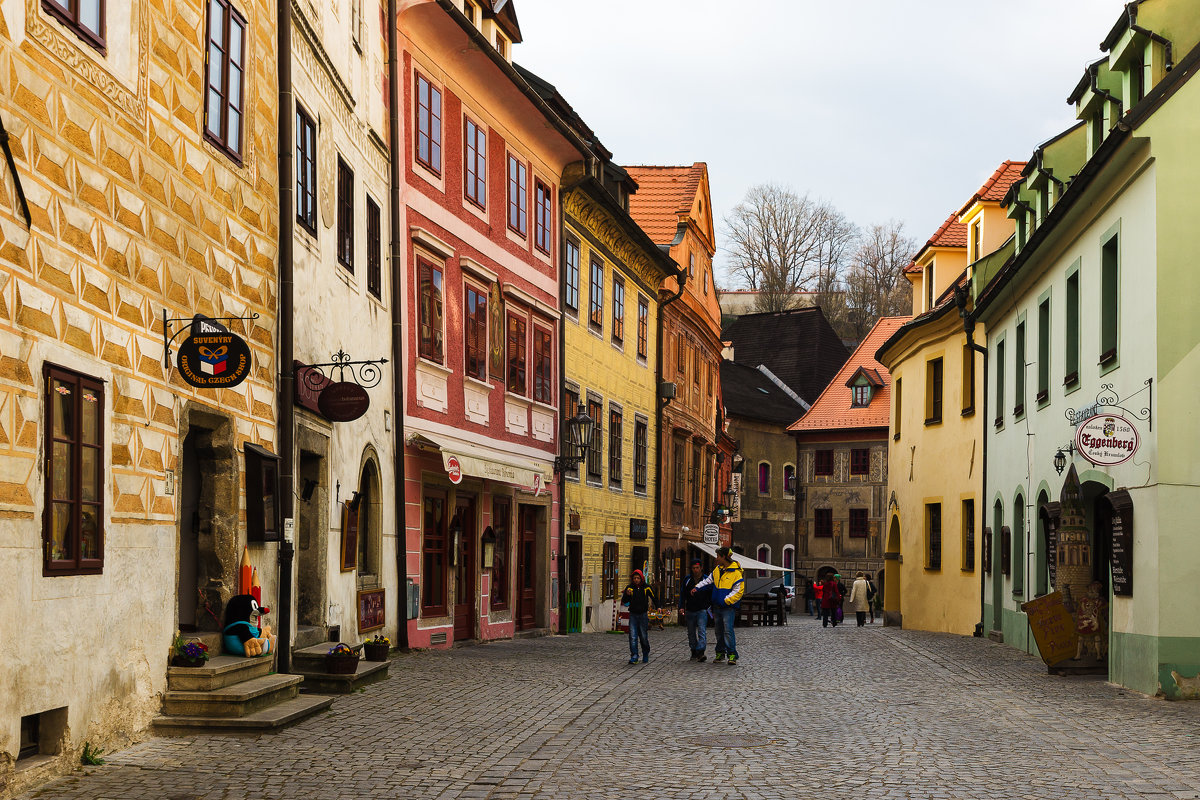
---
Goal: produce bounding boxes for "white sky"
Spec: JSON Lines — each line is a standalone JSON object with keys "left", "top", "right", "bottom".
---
{"left": 511, "top": 0, "right": 1132, "bottom": 285}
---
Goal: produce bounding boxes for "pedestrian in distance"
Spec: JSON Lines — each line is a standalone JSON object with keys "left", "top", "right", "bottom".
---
{"left": 679, "top": 559, "right": 713, "bottom": 662}
{"left": 803, "top": 578, "right": 816, "bottom": 617}
{"left": 692, "top": 546, "right": 745, "bottom": 665}
{"left": 848, "top": 571, "right": 871, "bottom": 627}
{"left": 820, "top": 574, "right": 842, "bottom": 627}
{"left": 835, "top": 573, "right": 847, "bottom": 624}
{"left": 866, "top": 575, "right": 877, "bottom": 624}
{"left": 812, "top": 578, "right": 823, "bottom": 618}
{"left": 621, "top": 569, "right": 656, "bottom": 664}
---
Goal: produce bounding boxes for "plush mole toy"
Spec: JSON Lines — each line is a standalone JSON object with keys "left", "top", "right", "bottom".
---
{"left": 222, "top": 594, "right": 277, "bottom": 657}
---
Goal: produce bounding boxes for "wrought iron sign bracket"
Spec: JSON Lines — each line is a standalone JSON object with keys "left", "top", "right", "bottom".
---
{"left": 162, "top": 309, "right": 260, "bottom": 369}
{"left": 294, "top": 350, "right": 388, "bottom": 389}
{"left": 1063, "top": 378, "right": 1153, "bottom": 432}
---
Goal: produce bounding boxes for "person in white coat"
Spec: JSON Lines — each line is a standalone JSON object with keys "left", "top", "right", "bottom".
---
{"left": 848, "top": 572, "right": 871, "bottom": 627}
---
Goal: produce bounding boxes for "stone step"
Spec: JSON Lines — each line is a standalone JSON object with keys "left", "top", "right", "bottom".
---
{"left": 167, "top": 655, "right": 274, "bottom": 691}
{"left": 291, "top": 641, "right": 362, "bottom": 672}
{"left": 162, "top": 673, "right": 303, "bottom": 718}
{"left": 294, "top": 624, "right": 326, "bottom": 650}
{"left": 294, "top": 657, "right": 392, "bottom": 695}
{"left": 151, "top": 694, "right": 333, "bottom": 735}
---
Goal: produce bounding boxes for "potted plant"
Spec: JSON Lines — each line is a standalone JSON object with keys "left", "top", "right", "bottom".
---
{"left": 363, "top": 634, "right": 391, "bottom": 661}
{"left": 325, "top": 642, "right": 360, "bottom": 674}
{"left": 170, "top": 632, "right": 210, "bottom": 668}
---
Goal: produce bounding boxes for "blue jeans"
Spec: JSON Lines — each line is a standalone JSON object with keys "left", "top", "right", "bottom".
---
{"left": 628, "top": 612, "right": 649, "bottom": 659}
{"left": 685, "top": 609, "right": 708, "bottom": 653}
{"left": 713, "top": 606, "right": 737, "bottom": 658}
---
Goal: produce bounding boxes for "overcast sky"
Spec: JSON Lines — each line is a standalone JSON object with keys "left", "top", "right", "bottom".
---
{"left": 512, "top": 0, "right": 1132, "bottom": 285}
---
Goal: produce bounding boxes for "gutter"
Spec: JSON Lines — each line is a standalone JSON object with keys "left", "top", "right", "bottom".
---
{"left": 953, "top": 284, "right": 989, "bottom": 638}
{"left": 653, "top": 225, "right": 688, "bottom": 585}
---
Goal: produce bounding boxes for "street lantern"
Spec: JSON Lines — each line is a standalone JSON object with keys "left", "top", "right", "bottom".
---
{"left": 723, "top": 487, "right": 736, "bottom": 507}
{"left": 554, "top": 410, "right": 595, "bottom": 473}
{"left": 1054, "top": 449, "right": 1067, "bottom": 475}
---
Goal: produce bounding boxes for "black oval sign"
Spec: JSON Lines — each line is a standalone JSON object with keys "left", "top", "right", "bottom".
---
{"left": 318, "top": 381, "right": 370, "bottom": 422}
{"left": 176, "top": 317, "right": 252, "bottom": 389}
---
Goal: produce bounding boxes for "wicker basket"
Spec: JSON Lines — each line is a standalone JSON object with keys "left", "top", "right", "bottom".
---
{"left": 325, "top": 643, "right": 360, "bottom": 674}
{"left": 363, "top": 642, "right": 390, "bottom": 662}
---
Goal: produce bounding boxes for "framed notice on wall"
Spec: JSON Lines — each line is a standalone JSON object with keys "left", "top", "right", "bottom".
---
{"left": 340, "top": 501, "right": 358, "bottom": 572}
{"left": 357, "top": 588, "right": 385, "bottom": 633}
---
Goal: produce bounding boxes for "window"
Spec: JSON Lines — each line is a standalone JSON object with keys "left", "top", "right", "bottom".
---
{"left": 203, "top": 0, "right": 246, "bottom": 159}
{"left": 637, "top": 296, "right": 649, "bottom": 358}
{"left": 1001, "top": 525, "right": 1012, "bottom": 577}
{"left": 962, "top": 344, "right": 975, "bottom": 415}
{"left": 337, "top": 158, "right": 354, "bottom": 271}
{"left": 462, "top": 0, "right": 476, "bottom": 25}
{"left": 852, "top": 384, "right": 870, "bottom": 407}
{"left": 506, "top": 314, "right": 527, "bottom": 395}
{"left": 814, "top": 449, "right": 833, "bottom": 477}
{"left": 849, "top": 508, "right": 869, "bottom": 539}
{"left": 925, "top": 503, "right": 942, "bottom": 569}
{"left": 533, "top": 326, "right": 553, "bottom": 404}
{"left": 1013, "top": 495, "right": 1025, "bottom": 595}
{"left": 925, "top": 358, "right": 943, "bottom": 424}
{"left": 43, "top": 0, "right": 104, "bottom": 49}
{"left": 784, "top": 464, "right": 795, "bottom": 497}
{"left": 612, "top": 277, "right": 625, "bottom": 343}
{"left": 422, "top": 491, "right": 447, "bottom": 613}
{"left": 495, "top": 32, "right": 508, "bottom": 59}
{"left": 507, "top": 155, "right": 527, "bottom": 235}
{"left": 602, "top": 542, "right": 617, "bottom": 599}
{"left": 691, "top": 444, "right": 702, "bottom": 508}
{"left": 1130, "top": 51, "right": 1145, "bottom": 104}
{"left": 1013, "top": 321, "right": 1027, "bottom": 416}
{"left": 814, "top": 508, "right": 833, "bottom": 538}
{"left": 994, "top": 338, "right": 1005, "bottom": 427}
{"left": 417, "top": 258, "right": 444, "bottom": 363}
{"left": 1037, "top": 298, "right": 1050, "bottom": 403}
{"left": 1100, "top": 233, "right": 1119, "bottom": 365}
{"left": 464, "top": 284, "right": 488, "bottom": 381}
{"left": 296, "top": 105, "right": 317, "bottom": 234}
{"left": 589, "top": 258, "right": 604, "bottom": 329}
{"left": 564, "top": 240, "right": 580, "bottom": 313}
{"left": 43, "top": 365, "right": 104, "bottom": 575}
{"left": 608, "top": 408, "right": 623, "bottom": 485}
{"left": 971, "top": 218, "right": 981, "bottom": 263}
{"left": 893, "top": 378, "right": 902, "bottom": 440}
{"left": 758, "top": 462, "right": 771, "bottom": 496}
{"left": 350, "top": 0, "right": 361, "bottom": 47}
{"left": 534, "top": 181, "right": 552, "bottom": 254}
{"left": 924, "top": 264, "right": 934, "bottom": 311}
{"left": 587, "top": 398, "right": 603, "bottom": 481}
{"left": 464, "top": 118, "right": 486, "bottom": 208}
{"left": 756, "top": 545, "right": 771, "bottom": 578}
{"left": 490, "top": 497, "right": 509, "bottom": 610}
{"left": 366, "top": 197, "right": 381, "bottom": 299}
{"left": 962, "top": 499, "right": 975, "bottom": 571}
{"left": 244, "top": 444, "right": 280, "bottom": 543}
{"left": 415, "top": 72, "right": 442, "bottom": 174}
{"left": 850, "top": 448, "right": 869, "bottom": 476}
{"left": 634, "top": 420, "right": 648, "bottom": 493}
{"left": 672, "top": 437, "right": 686, "bottom": 502}
{"left": 688, "top": 252, "right": 695, "bottom": 278}
{"left": 1065, "top": 268, "right": 1080, "bottom": 385}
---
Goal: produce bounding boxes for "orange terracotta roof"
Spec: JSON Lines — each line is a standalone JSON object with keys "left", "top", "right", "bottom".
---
{"left": 623, "top": 163, "right": 706, "bottom": 245}
{"left": 905, "top": 213, "right": 967, "bottom": 273}
{"left": 787, "top": 316, "right": 909, "bottom": 433}
{"left": 956, "top": 160, "right": 1027, "bottom": 217}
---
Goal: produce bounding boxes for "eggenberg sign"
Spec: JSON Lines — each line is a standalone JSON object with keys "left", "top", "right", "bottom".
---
{"left": 1075, "top": 413, "right": 1139, "bottom": 467}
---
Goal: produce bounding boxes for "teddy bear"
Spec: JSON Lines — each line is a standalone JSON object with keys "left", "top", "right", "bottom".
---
{"left": 222, "top": 594, "right": 277, "bottom": 657}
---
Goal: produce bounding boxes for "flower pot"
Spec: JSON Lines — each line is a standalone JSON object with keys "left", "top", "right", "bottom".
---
{"left": 325, "top": 643, "right": 360, "bottom": 674}
{"left": 171, "top": 655, "right": 207, "bottom": 668}
{"left": 363, "top": 642, "right": 390, "bottom": 662}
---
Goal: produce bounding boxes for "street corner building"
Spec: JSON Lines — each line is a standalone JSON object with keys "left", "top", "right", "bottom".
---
{"left": 970, "top": 0, "right": 1200, "bottom": 698}
{"left": 0, "top": 0, "right": 281, "bottom": 792}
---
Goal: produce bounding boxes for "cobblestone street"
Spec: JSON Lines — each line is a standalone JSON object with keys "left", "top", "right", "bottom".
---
{"left": 21, "top": 618, "right": 1200, "bottom": 800}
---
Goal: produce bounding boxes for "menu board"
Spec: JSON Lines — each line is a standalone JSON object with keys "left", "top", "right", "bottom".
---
{"left": 1108, "top": 490, "right": 1133, "bottom": 596}
{"left": 1022, "top": 591, "right": 1078, "bottom": 666}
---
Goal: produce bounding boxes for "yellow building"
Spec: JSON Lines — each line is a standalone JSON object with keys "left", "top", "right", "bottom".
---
{"left": 875, "top": 162, "right": 1022, "bottom": 633}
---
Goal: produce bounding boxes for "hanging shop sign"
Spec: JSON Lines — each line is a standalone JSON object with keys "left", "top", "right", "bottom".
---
{"left": 702, "top": 523, "right": 720, "bottom": 546}
{"left": 318, "top": 381, "right": 370, "bottom": 422}
{"left": 295, "top": 350, "right": 387, "bottom": 424}
{"left": 446, "top": 456, "right": 463, "bottom": 485}
{"left": 1075, "top": 413, "right": 1139, "bottom": 467}
{"left": 174, "top": 315, "right": 253, "bottom": 389}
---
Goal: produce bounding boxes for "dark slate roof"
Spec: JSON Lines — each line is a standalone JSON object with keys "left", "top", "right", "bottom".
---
{"left": 720, "top": 306, "right": 850, "bottom": 405}
{"left": 720, "top": 361, "right": 805, "bottom": 425}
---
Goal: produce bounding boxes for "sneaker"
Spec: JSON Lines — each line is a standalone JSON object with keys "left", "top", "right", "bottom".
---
{"left": 642, "top": 656, "right": 649, "bottom": 663}
{"left": 714, "top": 653, "right": 727, "bottom": 663}
{"left": 697, "top": 654, "right": 707, "bottom": 663}
{"left": 727, "top": 655, "right": 738, "bottom": 666}
{"left": 628, "top": 658, "right": 638, "bottom": 664}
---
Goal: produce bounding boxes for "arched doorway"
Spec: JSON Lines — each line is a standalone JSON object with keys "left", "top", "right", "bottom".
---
{"left": 1036, "top": 490, "right": 1052, "bottom": 597}
{"left": 992, "top": 499, "right": 1004, "bottom": 633}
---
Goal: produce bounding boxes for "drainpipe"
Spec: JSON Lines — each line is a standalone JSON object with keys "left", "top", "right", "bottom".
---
{"left": 275, "top": 0, "right": 295, "bottom": 674}
{"left": 654, "top": 238, "right": 687, "bottom": 584}
{"left": 1125, "top": 6, "right": 1173, "bottom": 72}
{"left": 388, "top": 0, "right": 410, "bottom": 650}
{"left": 955, "top": 284, "right": 988, "bottom": 637}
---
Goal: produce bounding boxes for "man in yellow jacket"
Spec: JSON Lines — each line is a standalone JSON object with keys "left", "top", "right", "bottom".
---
{"left": 692, "top": 547, "right": 745, "bottom": 665}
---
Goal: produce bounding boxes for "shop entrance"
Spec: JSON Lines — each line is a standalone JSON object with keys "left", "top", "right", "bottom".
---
{"left": 565, "top": 536, "right": 583, "bottom": 634}
{"left": 177, "top": 409, "right": 236, "bottom": 632}
{"left": 516, "top": 505, "right": 538, "bottom": 630}
{"left": 452, "top": 497, "right": 477, "bottom": 641}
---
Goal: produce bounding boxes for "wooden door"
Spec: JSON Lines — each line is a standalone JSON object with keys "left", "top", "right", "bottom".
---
{"left": 516, "top": 505, "right": 538, "bottom": 630}
{"left": 452, "top": 498, "right": 476, "bottom": 641}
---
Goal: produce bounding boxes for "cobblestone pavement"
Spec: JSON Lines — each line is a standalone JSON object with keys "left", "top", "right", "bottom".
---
{"left": 20, "top": 616, "right": 1200, "bottom": 800}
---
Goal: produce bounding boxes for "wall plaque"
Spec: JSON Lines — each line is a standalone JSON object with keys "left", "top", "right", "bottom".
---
{"left": 1107, "top": 490, "right": 1134, "bottom": 596}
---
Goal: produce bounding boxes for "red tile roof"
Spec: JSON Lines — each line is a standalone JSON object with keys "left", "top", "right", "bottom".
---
{"left": 905, "top": 213, "right": 967, "bottom": 273}
{"left": 956, "top": 160, "right": 1027, "bottom": 217}
{"left": 623, "top": 164, "right": 706, "bottom": 244}
{"left": 788, "top": 316, "right": 908, "bottom": 433}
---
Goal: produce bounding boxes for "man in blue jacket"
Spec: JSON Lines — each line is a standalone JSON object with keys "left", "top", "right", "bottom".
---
{"left": 692, "top": 547, "right": 745, "bottom": 665}
{"left": 679, "top": 559, "right": 713, "bottom": 662}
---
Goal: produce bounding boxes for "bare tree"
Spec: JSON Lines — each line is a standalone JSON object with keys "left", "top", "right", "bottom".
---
{"left": 840, "top": 220, "right": 918, "bottom": 340}
{"left": 722, "top": 184, "right": 858, "bottom": 314}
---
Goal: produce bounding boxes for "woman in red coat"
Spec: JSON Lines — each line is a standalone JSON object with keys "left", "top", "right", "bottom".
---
{"left": 820, "top": 575, "right": 842, "bottom": 628}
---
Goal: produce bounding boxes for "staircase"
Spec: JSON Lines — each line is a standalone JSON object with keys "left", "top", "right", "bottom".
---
{"left": 152, "top": 635, "right": 332, "bottom": 735}
{"left": 291, "top": 641, "right": 392, "bottom": 694}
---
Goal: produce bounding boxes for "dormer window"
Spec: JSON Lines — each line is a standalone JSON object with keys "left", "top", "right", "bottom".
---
{"left": 971, "top": 219, "right": 981, "bottom": 263}
{"left": 495, "top": 33, "right": 508, "bottom": 59}
{"left": 462, "top": 0, "right": 476, "bottom": 26}
{"left": 846, "top": 366, "right": 884, "bottom": 409}
{"left": 852, "top": 384, "right": 871, "bottom": 407}
{"left": 924, "top": 264, "right": 934, "bottom": 311}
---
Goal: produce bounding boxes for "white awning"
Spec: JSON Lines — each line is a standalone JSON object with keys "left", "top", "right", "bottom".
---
{"left": 689, "top": 540, "right": 793, "bottom": 572}
{"left": 409, "top": 433, "right": 552, "bottom": 490}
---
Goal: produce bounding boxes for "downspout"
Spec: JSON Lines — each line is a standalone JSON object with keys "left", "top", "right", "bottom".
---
{"left": 1125, "top": 5, "right": 1173, "bottom": 72}
{"left": 955, "top": 284, "right": 988, "bottom": 637}
{"left": 654, "top": 237, "right": 687, "bottom": 584}
{"left": 1089, "top": 62, "right": 1124, "bottom": 122}
{"left": 275, "top": 0, "right": 295, "bottom": 674}
{"left": 388, "top": 0, "right": 409, "bottom": 649}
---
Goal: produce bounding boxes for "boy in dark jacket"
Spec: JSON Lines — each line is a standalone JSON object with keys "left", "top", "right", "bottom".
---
{"left": 621, "top": 569, "right": 656, "bottom": 664}
{"left": 679, "top": 559, "right": 714, "bottom": 662}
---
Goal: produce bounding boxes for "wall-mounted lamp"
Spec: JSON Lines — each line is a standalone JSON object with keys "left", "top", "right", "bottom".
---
{"left": 554, "top": 409, "right": 595, "bottom": 473}
{"left": 731, "top": 453, "right": 745, "bottom": 474}
{"left": 1053, "top": 442, "right": 1077, "bottom": 475}
{"left": 481, "top": 526, "right": 496, "bottom": 570}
